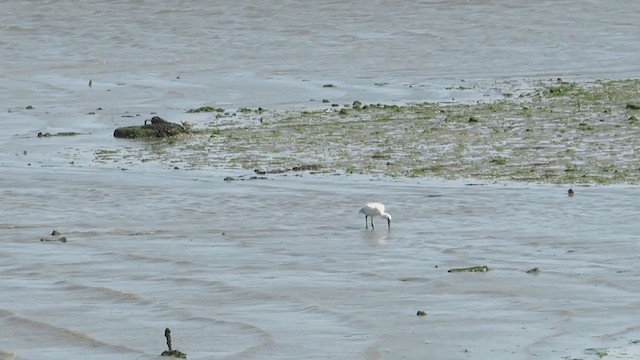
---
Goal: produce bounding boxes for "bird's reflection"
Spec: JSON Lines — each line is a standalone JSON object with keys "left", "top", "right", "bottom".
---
{"left": 361, "top": 228, "right": 391, "bottom": 245}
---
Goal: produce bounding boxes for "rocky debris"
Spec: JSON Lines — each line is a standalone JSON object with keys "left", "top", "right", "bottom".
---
{"left": 41, "top": 230, "right": 67, "bottom": 243}
{"left": 447, "top": 265, "right": 490, "bottom": 273}
{"left": 37, "top": 132, "right": 81, "bottom": 137}
{"left": 223, "top": 176, "right": 269, "bottom": 181}
{"left": 254, "top": 164, "right": 322, "bottom": 175}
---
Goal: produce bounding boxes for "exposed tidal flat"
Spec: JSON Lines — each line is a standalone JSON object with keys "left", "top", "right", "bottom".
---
{"left": 100, "top": 79, "right": 640, "bottom": 184}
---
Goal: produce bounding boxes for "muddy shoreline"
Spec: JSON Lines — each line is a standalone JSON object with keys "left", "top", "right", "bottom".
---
{"left": 95, "top": 79, "right": 640, "bottom": 184}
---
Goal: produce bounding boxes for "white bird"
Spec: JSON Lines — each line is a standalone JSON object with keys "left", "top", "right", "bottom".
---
{"left": 359, "top": 202, "right": 392, "bottom": 230}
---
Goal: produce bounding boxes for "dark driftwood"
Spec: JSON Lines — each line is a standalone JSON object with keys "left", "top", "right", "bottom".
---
{"left": 160, "top": 328, "right": 187, "bottom": 358}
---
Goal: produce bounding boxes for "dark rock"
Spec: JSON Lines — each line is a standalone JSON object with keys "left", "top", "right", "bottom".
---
{"left": 161, "top": 350, "right": 187, "bottom": 359}
{"left": 291, "top": 164, "right": 322, "bottom": 172}
{"left": 113, "top": 116, "right": 189, "bottom": 139}
{"left": 37, "top": 131, "right": 80, "bottom": 137}
{"left": 224, "top": 175, "right": 268, "bottom": 181}
{"left": 626, "top": 103, "right": 640, "bottom": 110}
{"left": 416, "top": 310, "right": 427, "bottom": 316}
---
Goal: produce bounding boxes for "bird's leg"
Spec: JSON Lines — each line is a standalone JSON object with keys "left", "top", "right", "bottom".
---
{"left": 370, "top": 217, "right": 375, "bottom": 229}
{"left": 364, "top": 216, "right": 368, "bottom": 229}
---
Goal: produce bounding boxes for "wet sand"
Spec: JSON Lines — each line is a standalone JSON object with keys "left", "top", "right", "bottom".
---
{"left": 1, "top": 167, "right": 639, "bottom": 359}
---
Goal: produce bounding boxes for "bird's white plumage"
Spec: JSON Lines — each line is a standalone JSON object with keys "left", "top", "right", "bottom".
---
{"left": 359, "top": 202, "right": 392, "bottom": 230}
{"left": 359, "top": 202, "right": 386, "bottom": 217}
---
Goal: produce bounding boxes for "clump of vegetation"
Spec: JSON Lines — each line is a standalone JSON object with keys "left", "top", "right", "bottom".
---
{"left": 187, "top": 106, "right": 225, "bottom": 113}
{"left": 106, "top": 79, "right": 640, "bottom": 184}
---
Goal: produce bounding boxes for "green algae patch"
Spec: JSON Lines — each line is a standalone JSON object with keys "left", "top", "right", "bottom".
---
{"left": 187, "top": 106, "right": 225, "bottom": 113}
{"left": 113, "top": 126, "right": 158, "bottom": 139}
{"left": 447, "top": 265, "right": 490, "bottom": 273}
{"left": 585, "top": 348, "right": 608, "bottom": 359}
{"left": 107, "top": 79, "right": 640, "bottom": 184}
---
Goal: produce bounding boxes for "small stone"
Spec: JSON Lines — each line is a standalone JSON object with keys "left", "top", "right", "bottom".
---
{"left": 416, "top": 310, "right": 427, "bottom": 316}
{"left": 568, "top": 188, "right": 575, "bottom": 197}
{"left": 51, "top": 230, "right": 61, "bottom": 236}
{"left": 626, "top": 103, "right": 640, "bottom": 110}
{"left": 322, "top": 84, "right": 335, "bottom": 88}
{"left": 322, "top": 99, "right": 330, "bottom": 103}
{"left": 526, "top": 267, "right": 540, "bottom": 274}
{"left": 447, "top": 265, "right": 490, "bottom": 273}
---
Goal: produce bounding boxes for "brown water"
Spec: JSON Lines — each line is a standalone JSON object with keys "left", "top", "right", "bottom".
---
{"left": 2, "top": 1, "right": 640, "bottom": 359}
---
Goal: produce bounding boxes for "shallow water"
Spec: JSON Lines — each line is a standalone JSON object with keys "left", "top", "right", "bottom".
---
{"left": 1, "top": 167, "right": 639, "bottom": 359}
{"left": 2, "top": 1, "right": 640, "bottom": 359}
